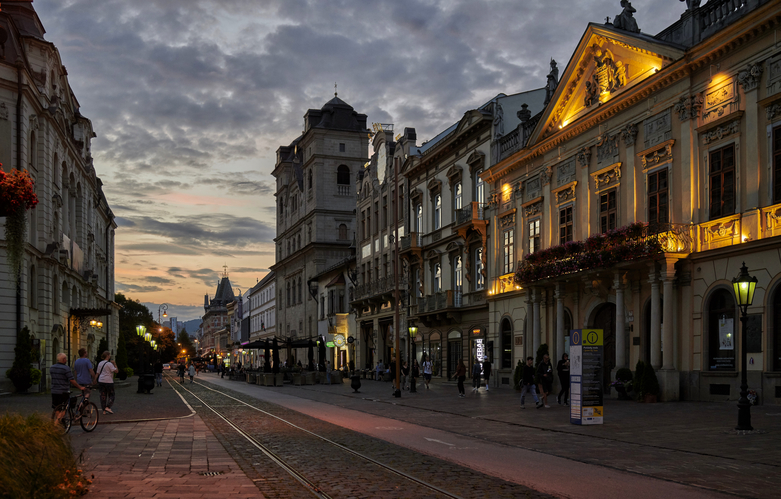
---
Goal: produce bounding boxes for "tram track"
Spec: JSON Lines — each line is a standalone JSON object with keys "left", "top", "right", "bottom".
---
{"left": 172, "top": 378, "right": 478, "bottom": 499}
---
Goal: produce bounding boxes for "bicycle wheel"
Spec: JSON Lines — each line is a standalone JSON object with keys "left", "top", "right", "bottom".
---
{"left": 79, "top": 402, "right": 100, "bottom": 432}
{"left": 52, "top": 403, "right": 72, "bottom": 433}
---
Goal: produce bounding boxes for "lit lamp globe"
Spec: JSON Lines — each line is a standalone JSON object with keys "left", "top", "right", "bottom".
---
{"left": 136, "top": 325, "right": 146, "bottom": 337}
{"left": 144, "top": 332, "right": 152, "bottom": 342}
{"left": 732, "top": 262, "right": 757, "bottom": 310}
{"left": 90, "top": 319, "right": 97, "bottom": 327}
{"left": 408, "top": 324, "right": 418, "bottom": 338}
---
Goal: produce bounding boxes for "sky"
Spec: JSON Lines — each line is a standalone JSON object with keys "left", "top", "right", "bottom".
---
{"left": 32, "top": 0, "right": 686, "bottom": 322}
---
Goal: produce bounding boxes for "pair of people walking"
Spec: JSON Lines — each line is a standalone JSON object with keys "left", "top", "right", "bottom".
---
{"left": 519, "top": 353, "right": 569, "bottom": 409}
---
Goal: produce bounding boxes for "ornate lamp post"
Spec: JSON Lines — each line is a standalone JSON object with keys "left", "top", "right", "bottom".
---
{"left": 408, "top": 322, "right": 418, "bottom": 393}
{"left": 158, "top": 303, "right": 169, "bottom": 325}
{"left": 732, "top": 262, "right": 757, "bottom": 431}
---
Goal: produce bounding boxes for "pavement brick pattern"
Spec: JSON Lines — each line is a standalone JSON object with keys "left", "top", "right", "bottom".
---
{"left": 175, "top": 380, "right": 551, "bottom": 499}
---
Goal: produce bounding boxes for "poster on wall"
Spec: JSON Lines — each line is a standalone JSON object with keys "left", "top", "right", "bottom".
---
{"left": 570, "top": 329, "right": 604, "bottom": 425}
{"left": 719, "top": 317, "right": 734, "bottom": 350}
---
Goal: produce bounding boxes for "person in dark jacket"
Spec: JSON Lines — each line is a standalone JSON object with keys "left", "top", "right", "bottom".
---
{"left": 154, "top": 361, "right": 164, "bottom": 387}
{"left": 557, "top": 353, "right": 570, "bottom": 405}
{"left": 471, "top": 359, "right": 482, "bottom": 393}
{"left": 455, "top": 359, "right": 467, "bottom": 397}
{"left": 482, "top": 358, "right": 492, "bottom": 391}
{"left": 520, "top": 356, "right": 542, "bottom": 409}
{"left": 537, "top": 353, "right": 554, "bottom": 408}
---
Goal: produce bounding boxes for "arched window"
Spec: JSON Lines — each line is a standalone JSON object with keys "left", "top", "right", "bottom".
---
{"left": 62, "top": 281, "right": 69, "bottom": 309}
{"left": 298, "top": 276, "right": 302, "bottom": 303}
{"left": 337, "top": 165, "right": 350, "bottom": 185}
{"left": 433, "top": 194, "right": 442, "bottom": 230}
{"left": 475, "top": 248, "right": 485, "bottom": 290}
{"left": 338, "top": 224, "right": 348, "bottom": 240}
{"left": 71, "top": 285, "right": 78, "bottom": 308}
{"left": 708, "top": 289, "right": 736, "bottom": 371}
{"left": 501, "top": 318, "right": 513, "bottom": 368}
{"left": 29, "top": 131, "right": 36, "bottom": 169}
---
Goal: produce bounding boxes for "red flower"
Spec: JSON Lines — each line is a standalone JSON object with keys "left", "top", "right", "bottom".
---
{"left": 0, "top": 167, "right": 38, "bottom": 214}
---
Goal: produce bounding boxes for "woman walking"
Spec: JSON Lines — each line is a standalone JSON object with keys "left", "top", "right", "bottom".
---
{"left": 455, "top": 359, "right": 467, "bottom": 398}
{"left": 96, "top": 351, "right": 118, "bottom": 415}
{"left": 188, "top": 361, "right": 196, "bottom": 384}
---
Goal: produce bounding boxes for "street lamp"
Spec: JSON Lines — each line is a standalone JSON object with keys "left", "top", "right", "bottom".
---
{"left": 158, "top": 303, "right": 169, "bottom": 325}
{"left": 732, "top": 262, "right": 757, "bottom": 431}
{"left": 408, "top": 322, "right": 418, "bottom": 392}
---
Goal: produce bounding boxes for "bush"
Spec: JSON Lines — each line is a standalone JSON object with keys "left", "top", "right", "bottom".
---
{"left": 0, "top": 412, "right": 92, "bottom": 498}
{"left": 641, "top": 363, "right": 660, "bottom": 397}
{"left": 9, "top": 327, "right": 34, "bottom": 392}
{"left": 124, "top": 367, "right": 134, "bottom": 378}
{"left": 634, "top": 360, "right": 646, "bottom": 397}
{"left": 513, "top": 359, "right": 523, "bottom": 390}
{"left": 30, "top": 368, "right": 41, "bottom": 386}
{"left": 615, "top": 367, "right": 633, "bottom": 383}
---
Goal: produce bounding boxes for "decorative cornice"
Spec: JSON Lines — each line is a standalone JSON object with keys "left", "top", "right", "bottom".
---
{"left": 702, "top": 119, "right": 740, "bottom": 144}
{"left": 638, "top": 139, "right": 675, "bottom": 169}
{"left": 674, "top": 93, "right": 703, "bottom": 121}
{"left": 737, "top": 62, "right": 763, "bottom": 92}
{"left": 592, "top": 163, "right": 621, "bottom": 190}
{"left": 523, "top": 201, "right": 542, "bottom": 218}
{"left": 621, "top": 123, "right": 638, "bottom": 147}
{"left": 556, "top": 184, "right": 577, "bottom": 204}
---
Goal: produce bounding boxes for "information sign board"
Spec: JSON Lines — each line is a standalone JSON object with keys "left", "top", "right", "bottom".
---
{"left": 570, "top": 329, "right": 604, "bottom": 425}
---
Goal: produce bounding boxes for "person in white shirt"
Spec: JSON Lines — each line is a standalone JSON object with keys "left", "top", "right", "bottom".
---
{"left": 421, "top": 354, "right": 433, "bottom": 389}
{"left": 96, "top": 351, "right": 118, "bottom": 415}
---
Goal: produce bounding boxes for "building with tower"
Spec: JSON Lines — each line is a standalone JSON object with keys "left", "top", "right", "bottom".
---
{"left": 271, "top": 93, "right": 368, "bottom": 364}
{"left": 202, "top": 267, "right": 234, "bottom": 360}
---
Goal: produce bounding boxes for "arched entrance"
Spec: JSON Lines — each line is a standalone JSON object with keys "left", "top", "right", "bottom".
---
{"left": 447, "top": 330, "right": 462, "bottom": 380}
{"left": 590, "top": 303, "right": 616, "bottom": 390}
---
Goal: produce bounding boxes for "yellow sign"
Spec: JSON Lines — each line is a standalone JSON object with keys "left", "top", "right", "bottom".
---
{"left": 581, "top": 329, "right": 603, "bottom": 346}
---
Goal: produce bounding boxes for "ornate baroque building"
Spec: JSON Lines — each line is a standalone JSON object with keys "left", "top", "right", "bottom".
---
{"left": 484, "top": 0, "right": 781, "bottom": 403}
{"left": 272, "top": 94, "right": 368, "bottom": 363}
{"left": 202, "top": 269, "right": 234, "bottom": 359}
{"left": 0, "top": 2, "right": 118, "bottom": 391}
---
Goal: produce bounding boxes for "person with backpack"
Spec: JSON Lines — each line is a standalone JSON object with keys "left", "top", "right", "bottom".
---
{"left": 519, "top": 356, "right": 542, "bottom": 409}
{"left": 421, "top": 354, "right": 433, "bottom": 389}
{"left": 471, "top": 358, "right": 482, "bottom": 393}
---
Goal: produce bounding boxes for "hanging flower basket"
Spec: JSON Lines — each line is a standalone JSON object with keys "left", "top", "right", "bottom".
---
{"left": 0, "top": 167, "right": 39, "bottom": 283}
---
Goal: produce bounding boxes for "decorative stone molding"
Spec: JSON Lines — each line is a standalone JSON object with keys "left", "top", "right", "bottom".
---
{"left": 621, "top": 123, "right": 638, "bottom": 147}
{"left": 524, "top": 201, "right": 542, "bottom": 218}
{"left": 703, "top": 80, "right": 738, "bottom": 123}
{"left": 639, "top": 140, "right": 674, "bottom": 169}
{"left": 767, "top": 102, "right": 781, "bottom": 121}
{"left": 674, "top": 94, "right": 703, "bottom": 121}
{"left": 0, "top": 102, "right": 8, "bottom": 121}
{"left": 596, "top": 133, "right": 619, "bottom": 164}
{"left": 702, "top": 119, "right": 740, "bottom": 144}
{"left": 738, "top": 62, "right": 763, "bottom": 92}
{"left": 592, "top": 163, "right": 621, "bottom": 190}
{"left": 556, "top": 184, "right": 576, "bottom": 204}
{"left": 767, "top": 53, "right": 781, "bottom": 97}
{"left": 644, "top": 108, "right": 672, "bottom": 148}
{"left": 29, "top": 114, "right": 39, "bottom": 131}
{"left": 446, "top": 165, "right": 462, "bottom": 186}
{"left": 577, "top": 146, "right": 591, "bottom": 168}
{"left": 51, "top": 192, "right": 63, "bottom": 208}
{"left": 466, "top": 150, "right": 485, "bottom": 173}
{"left": 499, "top": 212, "right": 516, "bottom": 228}
{"left": 524, "top": 176, "right": 541, "bottom": 200}
{"left": 540, "top": 165, "right": 553, "bottom": 186}
{"left": 556, "top": 158, "right": 576, "bottom": 187}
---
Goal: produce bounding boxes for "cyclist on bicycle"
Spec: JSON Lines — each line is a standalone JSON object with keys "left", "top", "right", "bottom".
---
{"left": 51, "top": 353, "right": 85, "bottom": 423}
{"left": 74, "top": 348, "right": 96, "bottom": 401}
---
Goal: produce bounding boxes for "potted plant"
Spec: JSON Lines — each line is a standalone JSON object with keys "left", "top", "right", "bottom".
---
{"left": 611, "top": 367, "right": 634, "bottom": 400}
{"left": 28, "top": 368, "right": 42, "bottom": 393}
{"left": 634, "top": 360, "right": 646, "bottom": 401}
{"left": 640, "top": 363, "right": 660, "bottom": 403}
{"left": 0, "top": 168, "right": 39, "bottom": 285}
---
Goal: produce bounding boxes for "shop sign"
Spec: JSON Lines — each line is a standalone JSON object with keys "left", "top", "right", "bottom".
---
{"left": 570, "top": 329, "right": 603, "bottom": 425}
{"left": 475, "top": 338, "right": 484, "bottom": 361}
{"left": 472, "top": 328, "right": 482, "bottom": 335}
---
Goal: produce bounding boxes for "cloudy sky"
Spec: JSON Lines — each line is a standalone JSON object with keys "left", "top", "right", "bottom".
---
{"left": 34, "top": 0, "right": 685, "bottom": 321}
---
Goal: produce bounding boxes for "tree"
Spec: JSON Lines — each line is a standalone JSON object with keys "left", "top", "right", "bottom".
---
{"left": 115, "top": 330, "right": 128, "bottom": 371}
{"left": 155, "top": 327, "right": 177, "bottom": 362}
{"left": 114, "top": 293, "right": 154, "bottom": 369}
{"left": 94, "top": 336, "right": 108, "bottom": 367}
{"left": 7, "top": 327, "right": 33, "bottom": 392}
{"left": 177, "top": 330, "right": 194, "bottom": 357}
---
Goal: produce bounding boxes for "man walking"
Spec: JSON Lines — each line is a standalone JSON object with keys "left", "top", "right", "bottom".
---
{"left": 537, "top": 353, "right": 554, "bottom": 408}
{"left": 74, "top": 348, "right": 96, "bottom": 400}
{"left": 483, "top": 357, "right": 492, "bottom": 391}
{"left": 422, "top": 354, "right": 433, "bottom": 389}
{"left": 519, "top": 356, "right": 542, "bottom": 409}
{"left": 471, "top": 358, "right": 482, "bottom": 393}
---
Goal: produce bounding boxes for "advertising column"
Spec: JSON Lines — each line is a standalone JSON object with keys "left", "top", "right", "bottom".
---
{"left": 570, "top": 329, "right": 604, "bottom": 425}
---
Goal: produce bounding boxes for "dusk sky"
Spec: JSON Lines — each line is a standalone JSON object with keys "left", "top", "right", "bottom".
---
{"left": 34, "top": 0, "right": 685, "bottom": 322}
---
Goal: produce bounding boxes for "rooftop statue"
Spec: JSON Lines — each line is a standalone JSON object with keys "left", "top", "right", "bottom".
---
{"left": 680, "top": 0, "right": 701, "bottom": 11}
{"left": 613, "top": 0, "right": 640, "bottom": 33}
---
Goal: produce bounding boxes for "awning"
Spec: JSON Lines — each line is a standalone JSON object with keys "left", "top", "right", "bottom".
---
{"left": 325, "top": 274, "right": 346, "bottom": 287}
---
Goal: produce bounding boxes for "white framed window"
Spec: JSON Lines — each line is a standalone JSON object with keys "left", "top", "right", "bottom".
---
{"left": 503, "top": 229, "right": 514, "bottom": 275}
{"left": 454, "top": 182, "right": 462, "bottom": 211}
{"left": 454, "top": 256, "right": 462, "bottom": 291}
{"left": 434, "top": 263, "right": 442, "bottom": 292}
{"left": 475, "top": 248, "right": 484, "bottom": 290}
{"left": 475, "top": 169, "right": 485, "bottom": 204}
{"left": 416, "top": 204, "right": 423, "bottom": 233}
{"left": 529, "top": 219, "right": 540, "bottom": 254}
{"left": 434, "top": 194, "right": 442, "bottom": 230}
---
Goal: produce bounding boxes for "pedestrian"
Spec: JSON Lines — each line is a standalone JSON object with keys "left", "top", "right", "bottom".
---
{"left": 51, "top": 352, "right": 85, "bottom": 424}
{"left": 471, "top": 358, "right": 482, "bottom": 393}
{"left": 422, "top": 354, "right": 433, "bottom": 389}
{"left": 375, "top": 359, "right": 383, "bottom": 381}
{"left": 537, "top": 353, "right": 554, "bottom": 408}
{"left": 154, "top": 360, "right": 163, "bottom": 387}
{"left": 96, "top": 351, "right": 118, "bottom": 415}
{"left": 326, "top": 360, "right": 331, "bottom": 384}
{"left": 74, "top": 348, "right": 96, "bottom": 400}
{"left": 411, "top": 359, "right": 420, "bottom": 391}
{"left": 557, "top": 353, "right": 571, "bottom": 405}
{"left": 188, "top": 362, "right": 196, "bottom": 384}
{"left": 483, "top": 357, "right": 492, "bottom": 391}
{"left": 389, "top": 359, "right": 397, "bottom": 392}
{"left": 178, "top": 363, "right": 186, "bottom": 383}
{"left": 401, "top": 361, "right": 409, "bottom": 390}
{"left": 519, "top": 356, "right": 542, "bottom": 409}
{"left": 455, "top": 359, "right": 467, "bottom": 397}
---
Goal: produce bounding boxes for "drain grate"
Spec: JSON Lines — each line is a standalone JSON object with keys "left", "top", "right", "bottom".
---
{"left": 200, "top": 471, "right": 223, "bottom": 476}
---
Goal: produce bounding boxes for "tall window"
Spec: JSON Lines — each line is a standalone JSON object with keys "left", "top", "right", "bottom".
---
{"left": 501, "top": 318, "right": 512, "bottom": 369}
{"left": 528, "top": 219, "right": 540, "bottom": 254}
{"left": 292, "top": 280, "right": 296, "bottom": 305}
{"left": 337, "top": 165, "right": 350, "bottom": 185}
{"left": 709, "top": 144, "right": 735, "bottom": 220}
{"left": 475, "top": 248, "right": 484, "bottom": 290}
{"left": 338, "top": 224, "right": 348, "bottom": 240}
{"left": 774, "top": 127, "right": 781, "bottom": 203}
{"left": 708, "top": 289, "right": 735, "bottom": 371}
{"left": 382, "top": 196, "right": 387, "bottom": 228}
{"left": 599, "top": 189, "right": 617, "bottom": 233}
{"left": 559, "top": 205, "right": 573, "bottom": 244}
{"left": 416, "top": 204, "right": 423, "bottom": 232}
{"left": 434, "top": 194, "right": 442, "bottom": 230}
{"left": 339, "top": 143, "right": 345, "bottom": 152}
{"left": 454, "top": 182, "right": 462, "bottom": 211}
{"left": 454, "top": 256, "right": 463, "bottom": 291}
{"left": 503, "top": 229, "right": 514, "bottom": 274}
{"left": 648, "top": 169, "right": 669, "bottom": 226}
{"left": 415, "top": 268, "right": 421, "bottom": 298}
{"left": 475, "top": 169, "right": 485, "bottom": 204}
{"left": 374, "top": 201, "right": 379, "bottom": 234}
{"left": 298, "top": 276, "right": 302, "bottom": 303}
{"left": 308, "top": 169, "right": 313, "bottom": 191}
{"left": 286, "top": 282, "right": 290, "bottom": 307}
{"left": 434, "top": 263, "right": 442, "bottom": 292}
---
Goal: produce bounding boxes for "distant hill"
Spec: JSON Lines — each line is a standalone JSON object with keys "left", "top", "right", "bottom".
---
{"left": 182, "top": 318, "right": 202, "bottom": 335}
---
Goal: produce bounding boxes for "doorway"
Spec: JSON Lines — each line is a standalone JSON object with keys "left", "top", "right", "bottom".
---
{"left": 590, "top": 303, "right": 616, "bottom": 391}
{"left": 447, "top": 332, "right": 462, "bottom": 380}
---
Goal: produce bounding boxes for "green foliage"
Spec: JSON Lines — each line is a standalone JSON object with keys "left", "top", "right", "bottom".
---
{"left": 513, "top": 359, "right": 524, "bottom": 390}
{"left": 94, "top": 337, "right": 109, "bottom": 367}
{"left": 177, "top": 330, "right": 194, "bottom": 356}
{"left": 641, "top": 363, "right": 660, "bottom": 397}
{"left": 615, "top": 367, "right": 633, "bottom": 383}
{"left": 0, "top": 412, "right": 91, "bottom": 498}
{"left": 115, "top": 330, "right": 128, "bottom": 371}
{"left": 29, "top": 368, "right": 41, "bottom": 386}
{"left": 9, "top": 327, "right": 33, "bottom": 392}
{"left": 124, "top": 367, "right": 134, "bottom": 378}
{"left": 634, "top": 360, "right": 646, "bottom": 397}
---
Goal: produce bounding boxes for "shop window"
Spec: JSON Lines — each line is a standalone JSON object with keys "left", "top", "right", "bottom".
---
{"left": 599, "top": 189, "right": 617, "bottom": 233}
{"left": 709, "top": 144, "right": 735, "bottom": 220}
{"left": 559, "top": 205, "right": 573, "bottom": 244}
{"left": 648, "top": 169, "right": 669, "bottom": 226}
{"left": 708, "top": 289, "right": 736, "bottom": 371}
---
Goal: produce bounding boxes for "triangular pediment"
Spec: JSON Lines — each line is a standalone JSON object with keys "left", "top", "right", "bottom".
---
{"left": 529, "top": 24, "right": 685, "bottom": 145}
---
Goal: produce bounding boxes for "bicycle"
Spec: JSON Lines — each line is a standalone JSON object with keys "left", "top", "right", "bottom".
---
{"left": 52, "top": 388, "right": 100, "bottom": 433}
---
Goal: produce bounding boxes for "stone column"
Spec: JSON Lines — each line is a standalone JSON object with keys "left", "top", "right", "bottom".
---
{"left": 614, "top": 272, "right": 626, "bottom": 369}
{"left": 649, "top": 266, "right": 662, "bottom": 369}
{"left": 555, "top": 283, "right": 565, "bottom": 362}
{"left": 533, "top": 288, "right": 541, "bottom": 355}
{"left": 661, "top": 260, "right": 676, "bottom": 370}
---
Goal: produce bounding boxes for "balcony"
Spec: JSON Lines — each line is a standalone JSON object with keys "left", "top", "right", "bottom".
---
{"left": 453, "top": 202, "right": 489, "bottom": 242}
{"left": 412, "top": 289, "right": 487, "bottom": 327}
{"left": 353, "top": 275, "right": 408, "bottom": 301}
{"left": 337, "top": 184, "right": 351, "bottom": 196}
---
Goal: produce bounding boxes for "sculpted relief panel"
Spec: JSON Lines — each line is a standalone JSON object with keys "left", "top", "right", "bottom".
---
{"left": 702, "top": 80, "right": 739, "bottom": 124}
{"left": 643, "top": 108, "right": 672, "bottom": 149}
{"left": 557, "top": 158, "right": 576, "bottom": 187}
